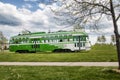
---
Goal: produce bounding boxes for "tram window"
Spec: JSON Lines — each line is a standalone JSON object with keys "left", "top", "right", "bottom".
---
{"left": 36, "top": 41, "right": 38, "bottom": 43}
{"left": 27, "top": 41, "right": 29, "bottom": 43}
{"left": 48, "top": 40, "right": 50, "bottom": 42}
{"left": 68, "top": 39, "right": 70, "bottom": 41}
{"left": 15, "top": 41, "right": 19, "bottom": 44}
{"left": 75, "top": 43, "right": 77, "bottom": 47}
{"left": 77, "top": 43, "right": 82, "bottom": 47}
{"left": 37, "top": 41, "right": 40, "bottom": 43}
{"left": 46, "top": 40, "right": 48, "bottom": 43}
{"left": 59, "top": 39, "right": 63, "bottom": 42}
{"left": 51, "top": 40, "right": 53, "bottom": 43}
{"left": 77, "top": 43, "right": 79, "bottom": 47}
{"left": 44, "top": 40, "right": 46, "bottom": 43}
{"left": 64, "top": 39, "right": 67, "bottom": 42}
{"left": 83, "top": 43, "right": 85, "bottom": 47}
{"left": 84, "top": 37, "right": 86, "bottom": 41}
{"left": 74, "top": 37, "right": 78, "bottom": 41}
{"left": 55, "top": 36, "right": 58, "bottom": 38}
{"left": 73, "top": 38, "right": 76, "bottom": 41}
{"left": 64, "top": 35, "right": 67, "bottom": 38}
{"left": 41, "top": 40, "right": 43, "bottom": 43}
{"left": 49, "top": 40, "right": 52, "bottom": 43}
{"left": 54, "top": 40, "right": 57, "bottom": 43}
{"left": 80, "top": 43, "right": 82, "bottom": 47}
{"left": 68, "top": 38, "right": 73, "bottom": 41}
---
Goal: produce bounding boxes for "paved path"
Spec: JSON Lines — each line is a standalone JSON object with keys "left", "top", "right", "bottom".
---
{"left": 0, "top": 62, "right": 118, "bottom": 66}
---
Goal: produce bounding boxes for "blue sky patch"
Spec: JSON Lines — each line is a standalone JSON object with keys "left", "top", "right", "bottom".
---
{"left": 0, "top": 0, "right": 54, "bottom": 11}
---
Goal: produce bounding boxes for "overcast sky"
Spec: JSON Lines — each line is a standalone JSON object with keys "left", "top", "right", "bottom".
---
{"left": 0, "top": 0, "right": 120, "bottom": 44}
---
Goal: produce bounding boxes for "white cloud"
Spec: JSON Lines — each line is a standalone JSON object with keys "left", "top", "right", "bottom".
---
{"left": 38, "top": 4, "right": 46, "bottom": 9}
{"left": 22, "top": 4, "right": 33, "bottom": 9}
{"left": 24, "top": 0, "right": 38, "bottom": 2}
{"left": 0, "top": 2, "right": 23, "bottom": 26}
{"left": 0, "top": 1, "right": 120, "bottom": 45}
{"left": 0, "top": 2, "right": 64, "bottom": 39}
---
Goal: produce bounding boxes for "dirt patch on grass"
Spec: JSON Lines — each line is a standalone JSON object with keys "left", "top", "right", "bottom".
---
{"left": 112, "top": 69, "right": 120, "bottom": 74}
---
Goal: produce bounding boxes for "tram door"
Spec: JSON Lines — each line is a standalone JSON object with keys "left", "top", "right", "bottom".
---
{"left": 32, "top": 39, "right": 40, "bottom": 52}
{"left": 74, "top": 36, "right": 81, "bottom": 51}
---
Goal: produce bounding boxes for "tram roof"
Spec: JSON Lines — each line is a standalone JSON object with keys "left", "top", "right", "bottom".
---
{"left": 11, "top": 31, "right": 88, "bottom": 39}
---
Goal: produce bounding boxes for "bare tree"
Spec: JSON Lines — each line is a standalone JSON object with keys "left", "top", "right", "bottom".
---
{"left": 54, "top": 0, "right": 120, "bottom": 69}
{"left": 97, "top": 35, "right": 106, "bottom": 44}
{"left": 97, "top": 36, "right": 101, "bottom": 44}
{"left": 0, "top": 31, "right": 7, "bottom": 52}
{"left": 111, "top": 35, "right": 116, "bottom": 45}
{"left": 101, "top": 35, "right": 106, "bottom": 44}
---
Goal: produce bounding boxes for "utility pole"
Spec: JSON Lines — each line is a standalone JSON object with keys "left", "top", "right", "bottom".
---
{"left": 78, "top": 36, "right": 81, "bottom": 51}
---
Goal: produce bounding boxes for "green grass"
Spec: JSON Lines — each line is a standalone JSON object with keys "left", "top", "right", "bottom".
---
{"left": 0, "top": 66, "right": 119, "bottom": 80}
{"left": 0, "top": 44, "right": 118, "bottom": 62}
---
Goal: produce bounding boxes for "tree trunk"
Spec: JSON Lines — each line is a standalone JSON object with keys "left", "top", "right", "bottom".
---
{"left": 110, "top": 0, "right": 120, "bottom": 69}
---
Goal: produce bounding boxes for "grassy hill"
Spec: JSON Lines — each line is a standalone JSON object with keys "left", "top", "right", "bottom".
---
{"left": 0, "top": 66, "right": 120, "bottom": 80}
{"left": 0, "top": 44, "right": 118, "bottom": 62}
{"left": 91, "top": 44, "right": 116, "bottom": 50}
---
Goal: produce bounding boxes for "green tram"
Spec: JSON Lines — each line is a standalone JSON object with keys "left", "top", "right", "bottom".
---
{"left": 9, "top": 31, "right": 90, "bottom": 53}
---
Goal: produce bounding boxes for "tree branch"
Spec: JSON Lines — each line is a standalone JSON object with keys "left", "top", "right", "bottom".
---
{"left": 114, "top": 4, "right": 120, "bottom": 8}
{"left": 74, "top": 0, "right": 111, "bottom": 12}
{"left": 116, "top": 14, "right": 120, "bottom": 22}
